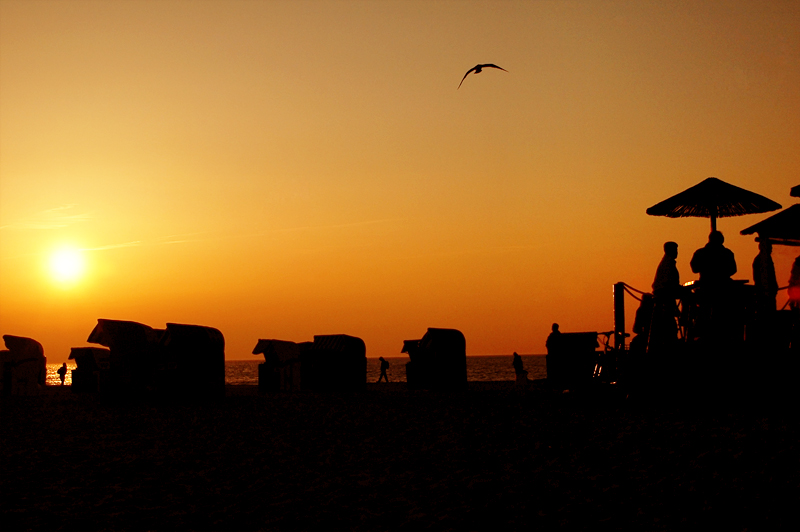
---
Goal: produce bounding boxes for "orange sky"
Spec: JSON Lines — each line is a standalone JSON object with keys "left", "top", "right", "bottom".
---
{"left": 2, "top": 0, "right": 799, "bottom": 362}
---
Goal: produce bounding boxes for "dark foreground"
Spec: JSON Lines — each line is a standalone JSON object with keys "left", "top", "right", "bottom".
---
{"left": 1, "top": 381, "right": 797, "bottom": 531}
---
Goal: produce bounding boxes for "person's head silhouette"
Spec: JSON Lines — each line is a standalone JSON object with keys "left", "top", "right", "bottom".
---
{"left": 709, "top": 231, "right": 724, "bottom": 246}
{"left": 551, "top": 323, "right": 559, "bottom": 333}
{"left": 664, "top": 241, "right": 678, "bottom": 259}
{"left": 758, "top": 240, "right": 772, "bottom": 254}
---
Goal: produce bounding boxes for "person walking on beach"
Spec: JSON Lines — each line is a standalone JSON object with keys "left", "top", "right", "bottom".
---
{"left": 57, "top": 363, "right": 67, "bottom": 385}
{"left": 512, "top": 352, "right": 528, "bottom": 383}
{"left": 377, "top": 357, "right": 390, "bottom": 383}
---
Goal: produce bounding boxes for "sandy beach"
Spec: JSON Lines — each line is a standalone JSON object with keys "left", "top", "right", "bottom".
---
{"left": 1, "top": 381, "right": 797, "bottom": 531}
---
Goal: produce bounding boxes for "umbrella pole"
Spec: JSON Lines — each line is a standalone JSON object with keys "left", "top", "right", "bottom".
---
{"left": 711, "top": 215, "right": 717, "bottom": 232}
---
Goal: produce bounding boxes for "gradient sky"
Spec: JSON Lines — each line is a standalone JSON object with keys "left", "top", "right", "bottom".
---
{"left": 2, "top": 0, "right": 799, "bottom": 362}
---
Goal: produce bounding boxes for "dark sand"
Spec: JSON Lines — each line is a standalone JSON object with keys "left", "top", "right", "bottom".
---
{"left": 1, "top": 381, "right": 797, "bottom": 530}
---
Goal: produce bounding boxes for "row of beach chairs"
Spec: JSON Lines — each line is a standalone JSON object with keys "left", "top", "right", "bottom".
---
{"left": 1, "top": 320, "right": 469, "bottom": 397}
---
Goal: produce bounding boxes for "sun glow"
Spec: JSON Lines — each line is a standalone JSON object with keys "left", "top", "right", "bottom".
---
{"left": 49, "top": 247, "right": 86, "bottom": 284}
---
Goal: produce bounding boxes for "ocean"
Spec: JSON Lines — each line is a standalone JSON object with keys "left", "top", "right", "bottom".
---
{"left": 46, "top": 355, "right": 546, "bottom": 387}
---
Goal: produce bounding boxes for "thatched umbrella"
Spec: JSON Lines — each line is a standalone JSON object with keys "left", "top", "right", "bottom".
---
{"left": 740, "top": 204, "right": 800, "bottom": 247}
{"left": 646, "top": 177, "right": 781, "bottom": 232}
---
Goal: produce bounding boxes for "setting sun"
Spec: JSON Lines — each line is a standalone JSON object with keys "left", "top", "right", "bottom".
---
{"left": 49, "top": 247, "right": 85, "bottom": 284}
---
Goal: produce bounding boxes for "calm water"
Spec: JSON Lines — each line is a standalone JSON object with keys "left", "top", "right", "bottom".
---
{"left": 225, "top": 354, "right": 547, "bottom": 385}
{"left": 46, "top": 355, "right": 546, "bottom": 387}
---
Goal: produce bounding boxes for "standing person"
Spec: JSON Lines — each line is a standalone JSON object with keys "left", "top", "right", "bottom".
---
{"left": 545, "top": 323, "right": 562, "bottom": 354}
{"left": 789, "top": 255, "right": 800, "bottom": 310}
{"left": 690, "top": 231, "right": 737, "bottom": 284}
{"left": 650, "top": 242, "right": 681, "bottom": 353}
{"left": 512, "top": 352, "right": 528, "bottom": 383}
{"left": 545, "top": 323, "right": 564, "bottom": 385}
{"left": 57, "top": 363, "right": 67, "bottom": 386}
{"left": 377, "top": 357, "right": 390, "bottom": 383}
{"left": 753, "top": 240, "right": 779, "bottom": 315}
{"left": 652, "top": 242, "right": 680, "bottom": 299}
{"left": 690, "top": 231, "right": 737, "bottom": 343}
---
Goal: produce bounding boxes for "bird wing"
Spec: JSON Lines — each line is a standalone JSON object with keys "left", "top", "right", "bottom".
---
{"left": 482, "top": 64, "right": 508, "bottom": 72}
{"left": 457, "top": 65, "right": 479, "bottom": 89}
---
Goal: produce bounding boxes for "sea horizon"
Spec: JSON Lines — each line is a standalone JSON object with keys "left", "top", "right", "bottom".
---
{"left": 46, "top": 354, "right": 548, "bottom": 387}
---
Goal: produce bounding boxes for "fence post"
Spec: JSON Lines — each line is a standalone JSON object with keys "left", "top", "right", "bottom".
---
{"left": 614, "top": 282, "right": 626, "bottom": 351}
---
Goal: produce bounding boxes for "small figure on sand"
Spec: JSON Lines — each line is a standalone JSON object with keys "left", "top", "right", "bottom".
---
{"left": 377, "top": 357, "right": 390, "bottom": 383}
{"left": 512, "top": 352, "right": 528, "bottom": 383}
{"left": 57, "top": 363, "right": 67, "bottom": 386}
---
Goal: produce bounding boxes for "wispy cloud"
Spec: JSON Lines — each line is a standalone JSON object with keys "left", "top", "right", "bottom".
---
{"left": 81, "top": 241, "right": 143, "bottom": 251}
{"left": 263, "top": 217, "right": 402, "bottom": 235}
{"left": 0, "top": 204, "right": 93, "bottom": 230}
{"left": 81, "top": 232, "right": 208, "bottom": 252}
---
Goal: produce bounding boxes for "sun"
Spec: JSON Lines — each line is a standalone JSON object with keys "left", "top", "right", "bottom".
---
{"left": 49, "top": 247, "right": 86, "bottom": 284}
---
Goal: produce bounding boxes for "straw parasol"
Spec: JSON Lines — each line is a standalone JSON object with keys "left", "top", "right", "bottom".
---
{"left": 740, "top": 204, "right": 800, "bottom": 247}
{"left": 646, "top": 177, "right": 781, "bottom": 232}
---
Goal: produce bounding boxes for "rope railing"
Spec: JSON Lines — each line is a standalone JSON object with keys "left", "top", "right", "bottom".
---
{"left": 620, "top": 282, "right": 648, "bottom": 302}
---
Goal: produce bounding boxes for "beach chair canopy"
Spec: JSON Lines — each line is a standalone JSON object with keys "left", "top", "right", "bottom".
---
{"left": 401, "top": 339, "right": 420, "bottom": 355}
{"left": 419, "top": 328, "right": 466, "bottom": 356}
{"left": 403, "top": 328, "right": 467, "bottom": 390}
{"left": 69, "top": 347, "right": 111, "bottom": 371}
{"left": 253, "top": 339, "right": 303, "bottom": 364}
{"left": 87, "top": 319, "right": 164, "bottom": 350}
{"left": 312, "top": 334, "right": 366, "bottom": 356}
{"left": 2, "top": 335, "right": 44, "bottom": 358}
{"left": 162, "top": 323, "right": 224, "bottom": 352}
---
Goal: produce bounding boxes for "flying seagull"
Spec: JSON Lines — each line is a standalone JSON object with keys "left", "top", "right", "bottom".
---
{"left": 457, "top": 63, "right": 508, "bottom": 89}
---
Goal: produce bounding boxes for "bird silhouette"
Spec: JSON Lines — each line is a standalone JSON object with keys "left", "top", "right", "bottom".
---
{"left": 457, "top": 64, "right": 508, "bottom": 89}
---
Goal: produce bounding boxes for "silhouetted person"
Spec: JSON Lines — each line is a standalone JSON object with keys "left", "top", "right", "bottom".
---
{"left": 512, "top": 352, "right": 528, "bottom": 382}
{"left": 546, "top": 323, "right": 562, "bottom": 355}
{"left": 690, "top": 231, "right": 737, "bottom": 284}
{"left": 650, "top": 242, "right": 681, "bottom": 353}
{"left": 690, "top": 231, "right": 738, "bottom": 350}
{"left": 789, "top": 255, "right": 800, "bottom": 310}
{"left": 652, "top": 241, "right": 680, "bottom": 299}
{"left": 377, "top": 357, "right": 389, "bottom": 383}
{"left": 753, "top": 240, "right": 778, "bottom": 315}
{"left": 57, "top": 363, "right": 67, "bottom": 386}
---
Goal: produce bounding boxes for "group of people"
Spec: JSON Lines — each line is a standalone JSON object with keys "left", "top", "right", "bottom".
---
{"left": 650, "top": 230, "right": 800, "bottom": 349}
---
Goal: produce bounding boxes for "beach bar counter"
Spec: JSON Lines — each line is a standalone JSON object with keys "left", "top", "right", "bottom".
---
{"left": 403, "top": 328, "right": 467, "bottom": 391}
{"left": 545, "top": 332, "right": 599, "bottom": 390}
{"left": 254, "top": 334, "right": 367, "bottom": 392}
